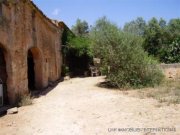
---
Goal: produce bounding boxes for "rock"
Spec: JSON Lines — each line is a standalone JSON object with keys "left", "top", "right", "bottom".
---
{"left": 7, "top": 107, "right": 18, "bottom": 114}
{"left": 64, "top": 76, "right": 70, "bottom": 80}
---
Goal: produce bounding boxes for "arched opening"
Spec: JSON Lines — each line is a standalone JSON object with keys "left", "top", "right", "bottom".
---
{"left": 27, "top": 47, "right": 43, "bottom": 91}
{"left": 0, "top": 47, "right": 8, "bottom": 106}
{"left": 28, "top": 50, "right": 35, "bottom": 90}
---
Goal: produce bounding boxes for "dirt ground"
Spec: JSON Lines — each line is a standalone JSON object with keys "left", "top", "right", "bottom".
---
{"left": 0, "top": 77, "right": 180, "bottom": 135}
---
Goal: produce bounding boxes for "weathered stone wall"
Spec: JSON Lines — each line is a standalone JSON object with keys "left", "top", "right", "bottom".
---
{"left": 0, "top": 0, "right": 62, "bottom": 104}
{"left": 160, "top": 63, "right": 180, "bottom": 79}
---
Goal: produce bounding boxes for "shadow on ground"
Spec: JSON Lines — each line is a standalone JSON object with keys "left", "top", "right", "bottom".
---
{"left": 31, "top": 77, "right": 64, "bottom": 98}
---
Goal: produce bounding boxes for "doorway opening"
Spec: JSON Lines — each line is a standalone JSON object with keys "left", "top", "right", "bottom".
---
{"left": 28, "top": 50, "right": 35, "bottom": 90}
{"left": 27, "top": 47, "right": 43, "bottom": 91}
{"left": 0, "top": 47, "right": 8, "bottom": 106}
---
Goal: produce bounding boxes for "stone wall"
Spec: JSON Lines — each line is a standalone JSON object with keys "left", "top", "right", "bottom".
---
{"left": 0, "top": 0, "right": 62, "bottom": 105}
{"left": 160, "top": 63, "right": 180, "bottom": 79}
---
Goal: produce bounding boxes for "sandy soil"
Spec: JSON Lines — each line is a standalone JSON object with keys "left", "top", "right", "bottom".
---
{"left": 0, "top": 76, "right": 180, "bottom": 135}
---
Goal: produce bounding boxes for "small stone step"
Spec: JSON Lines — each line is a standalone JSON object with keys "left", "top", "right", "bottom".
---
{"left": 7, "top": 107, "right": 18, "bottom": 115}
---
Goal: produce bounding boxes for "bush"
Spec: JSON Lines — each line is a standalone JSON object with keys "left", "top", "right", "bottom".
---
{"left": 160, "top": 38, "right": 180, "bottom": 63}
{"left": 66, "top": 36, "right": 93, "bottom": 76}
{"left": 67, "top": 36, "right": 92, "bottom": 57}
{"left": 17, "top": 93, "right": 33, "bottom": 107}
{"left": 62, "top": 20, "right": 93, "bottom": 76}
{"left": 61, "top": 64, "right": 69, "bottom": 76}
{"left": 90, "top": 17, "right": 164, "bottom": 88}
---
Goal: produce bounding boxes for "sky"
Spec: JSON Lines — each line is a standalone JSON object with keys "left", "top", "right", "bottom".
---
{"left": 33, "top": 0, "right": 180, "bottom": 29}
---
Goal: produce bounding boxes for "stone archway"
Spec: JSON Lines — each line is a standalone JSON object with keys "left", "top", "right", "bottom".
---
{"left": 0, "top": 46, "right": 8, "bottom": 105}
{"left": 27, "top": 47, "right": 43, "bottom": 90}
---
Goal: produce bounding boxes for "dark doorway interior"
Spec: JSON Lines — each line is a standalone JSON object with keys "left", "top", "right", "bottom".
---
{"left": 0, "top": 47, "right": 8, "bottom": 105}
{"left": 28, "top": 50, "right": 35, "bottom": 90}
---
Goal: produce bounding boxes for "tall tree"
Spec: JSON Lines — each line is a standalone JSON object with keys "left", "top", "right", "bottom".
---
{"left": 71, "top": 19, "right": 89, "bottom": 37}
{"left": 168, "top": 18, "right": 180, "bottom": 40}
{"left": 90, "top": 17, "right": 163, "bottom": 88}
{"left": 161, "top": 38, "right": 180, "bottom": 63}
{"left": 161, "top": 19, "right": 180, "bottom": 63}
{"left": 159, "top": 18, "right": 166, "bottom": 28}
{"left": 123, "top": 17, "right": 146, "bottom": 36}
{"left": 143, "top": 17, "right": 164, "bottom": 57}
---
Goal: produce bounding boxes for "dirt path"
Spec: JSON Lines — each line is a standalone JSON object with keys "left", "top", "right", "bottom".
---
{"left": 0, "top": 77, "right": 180, "bottom": 135}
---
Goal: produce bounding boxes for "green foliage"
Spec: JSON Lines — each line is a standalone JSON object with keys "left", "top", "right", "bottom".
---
{"left": 91, "top": 17, "right": 164, "bottom": 88}
{"left": 62, "top": 28, "right": 74, "bottom": 46}
{"left": 61, "top": 19, "right": 92, "bottom": 58}
{"left": 72, "top": 19, "right": 89, "bottom": 37}
{"left": 61, "top": 64, "right": 69, "bottom": 76}
{"left": 161, "top": 38, "right": 180, "bottom": 63}
{"left": 66, "top": 36, "right": 93, "bottom": 76}
{"left": 159, "top": 18, "right": 166, "bottom": 28}
{"left": 61, "top": 19, "right": 93, "bottom": 76}
{"left": 143, "top": 18, "right": 180, "bottom": 63}
{"left": 90, "top": 16, "right": 120, "bottom": 58}
{"left": 168, "top": 19, "right": 180, "bottom": 39}
{"left": 67, "top": 36, "right": 92, "bottom": 57}
{"left": 124, "top": 17, "right": 180, "bottom": 64}
{"left": 123, "top": 17, "right": 146, "bottom": 36}
{"left": 61, "top": 27, "right": 75, "bottom": 57}
{"left": 143, "top": 17, "right": 165, "bottom": 57}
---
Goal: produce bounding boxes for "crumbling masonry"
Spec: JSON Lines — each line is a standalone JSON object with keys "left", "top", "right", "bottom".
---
{"left": 0, "top": 0, "right": 64, "bottom": 105}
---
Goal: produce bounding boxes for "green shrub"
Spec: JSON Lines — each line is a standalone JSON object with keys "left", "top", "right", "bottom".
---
{"left": 65, "top": 36, "right": 93, "bottom": 76}
{"left": 61, "top": 64, "right": 69, "bottom": 76}
{"left": 67, "top": 36, "right": 92, "bottom": 57}
{"left": 90, "top": 17, "right": 164, "bottom": 88}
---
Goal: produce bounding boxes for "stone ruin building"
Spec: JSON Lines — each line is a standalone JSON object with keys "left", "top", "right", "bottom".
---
{"left": 0, "top": 0, "right": 66, "bottom": 105}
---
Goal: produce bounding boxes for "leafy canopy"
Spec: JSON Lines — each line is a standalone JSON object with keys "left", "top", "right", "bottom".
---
{"left": 90, "top": 17, "right": 164, "bottom": 88}
{"left": 71, "top": 19, "right": 89, "bottom": 37}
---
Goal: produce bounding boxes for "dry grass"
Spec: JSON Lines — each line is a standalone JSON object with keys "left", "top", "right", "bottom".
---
{"left": 18, "top": 94, "right": 33, "bottom": 107}
{"left": 137, "top": 79, "right": 180, "bottom": 104}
